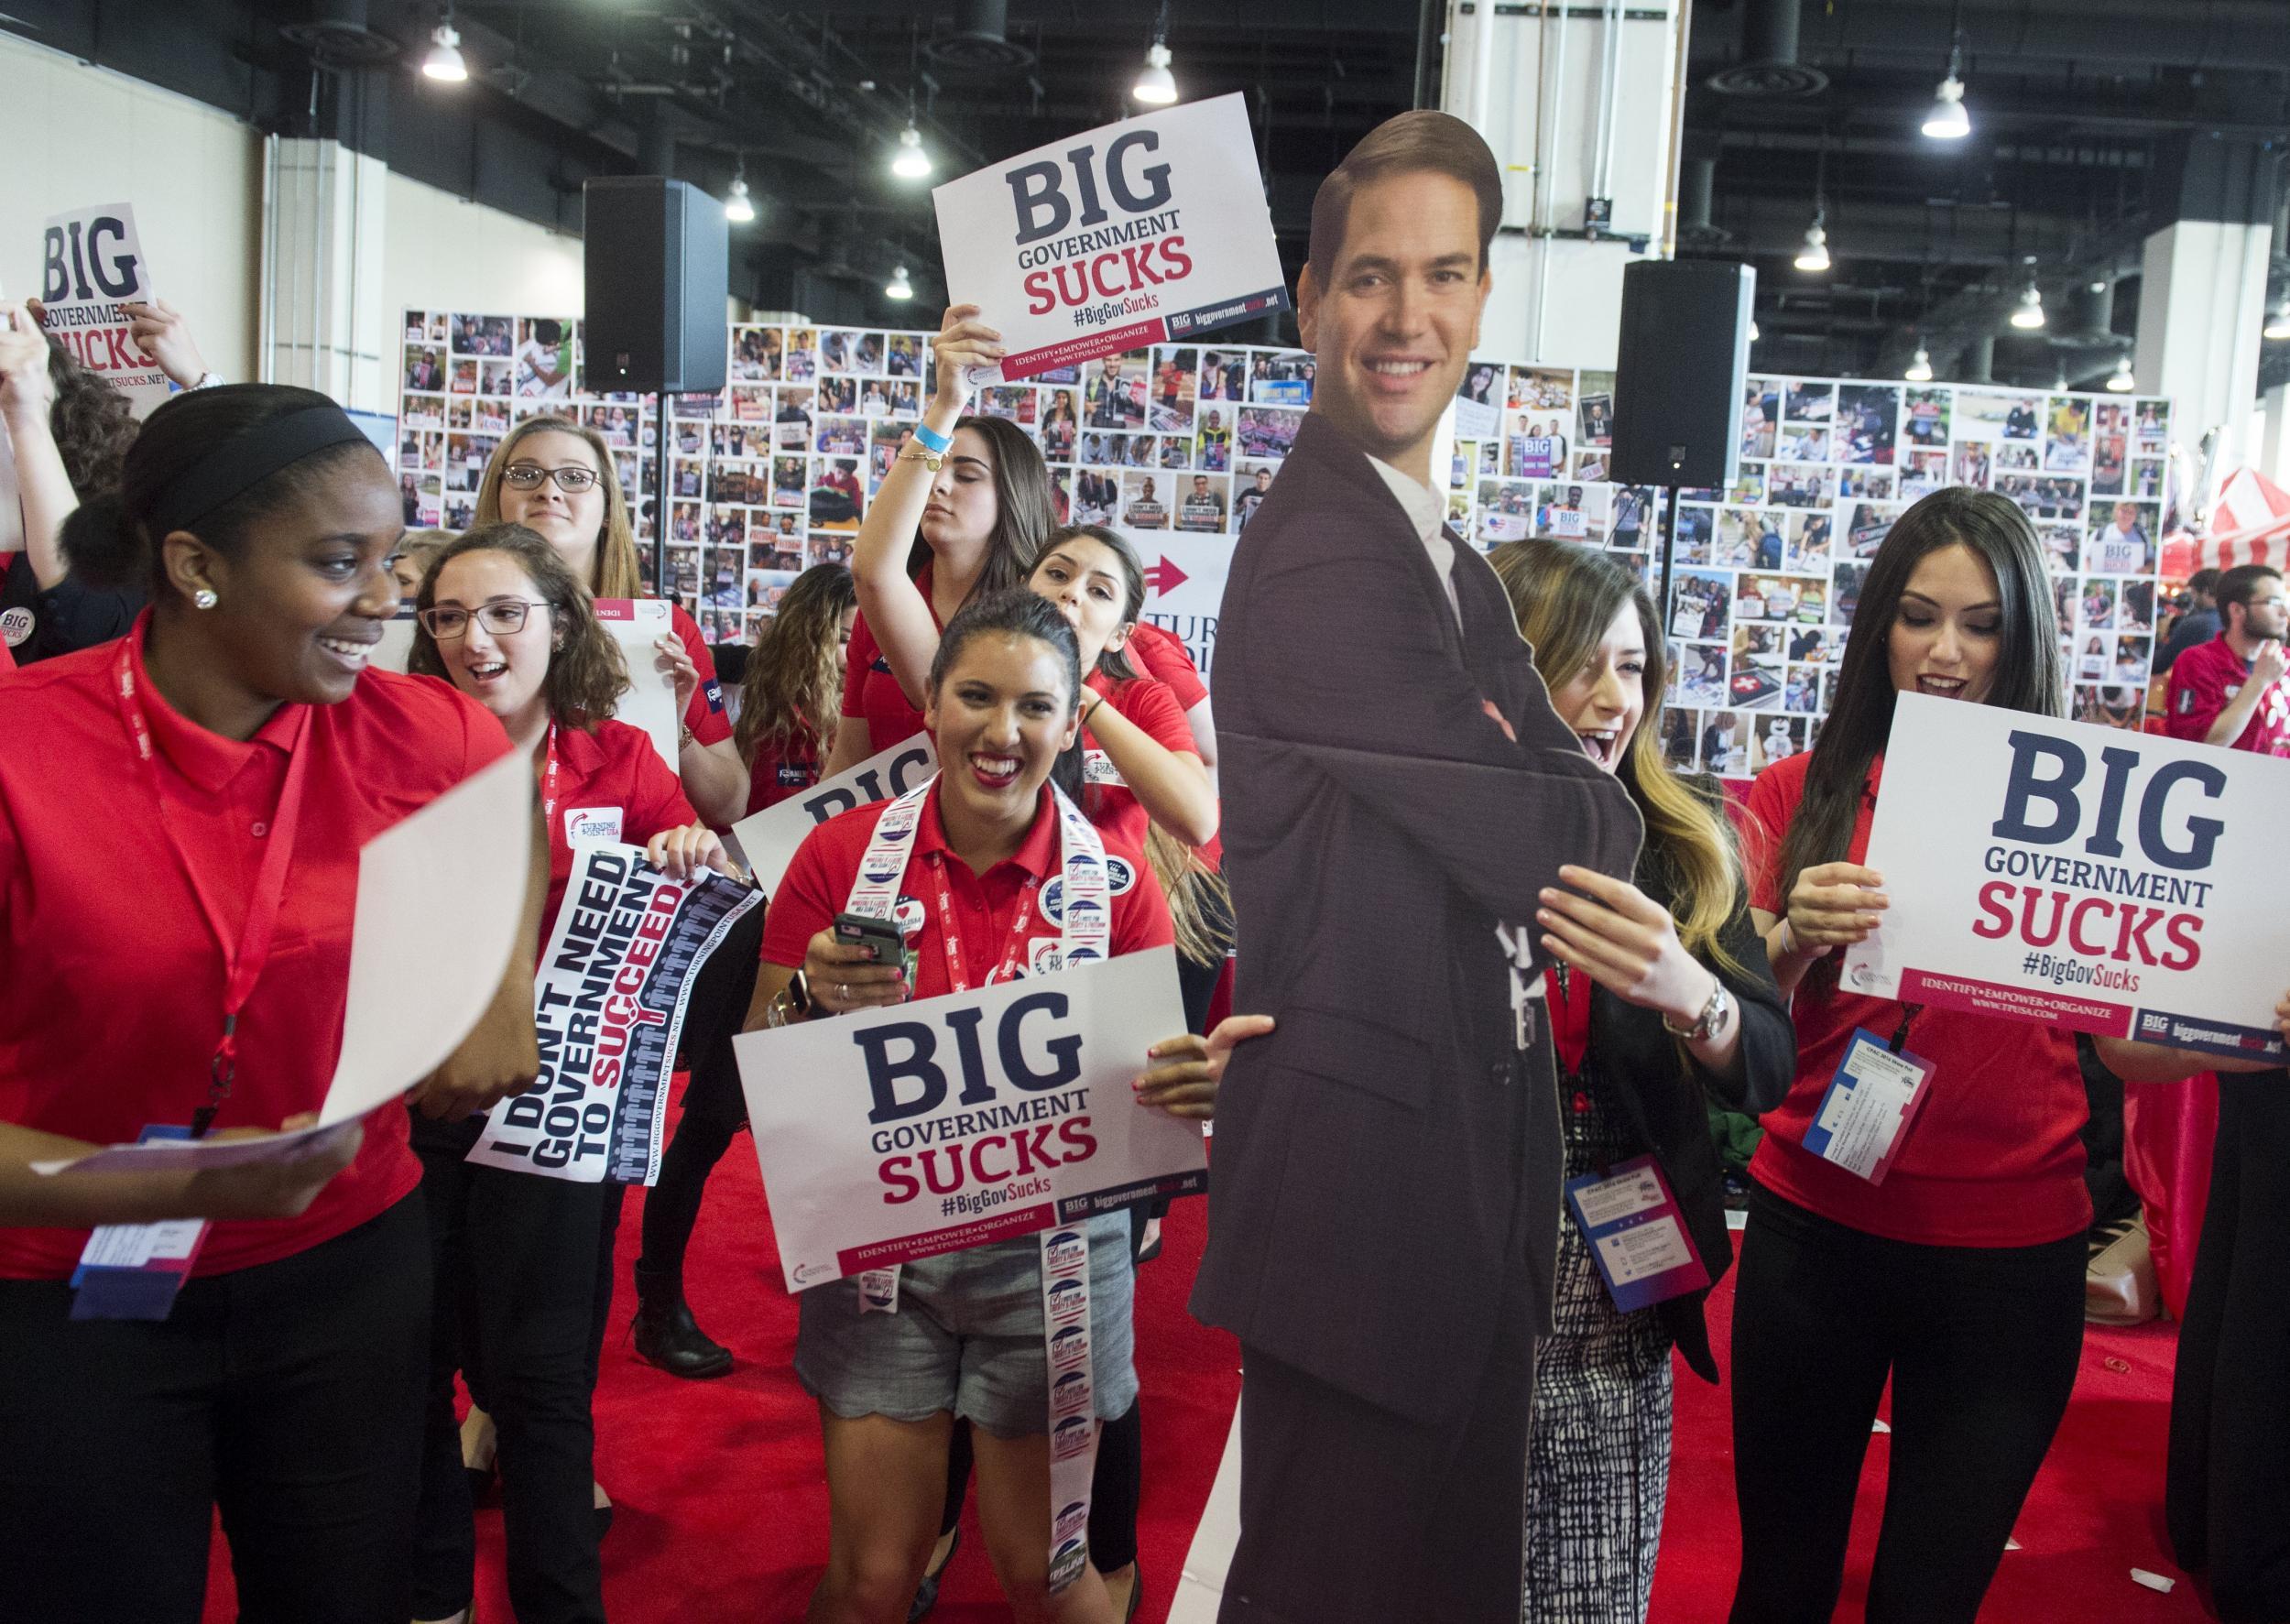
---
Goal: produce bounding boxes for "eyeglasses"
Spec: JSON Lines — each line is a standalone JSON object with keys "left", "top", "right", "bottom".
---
{"left": 419, "top": 601, "right": 550, "bottom": 638}
{"left": 500, "top": 463, "right": 601, "bottom": 493}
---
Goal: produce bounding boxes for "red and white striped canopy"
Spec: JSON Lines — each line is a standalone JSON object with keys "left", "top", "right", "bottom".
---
{"left": 2160, "top": 466, "right": 2290, "bottom": 579}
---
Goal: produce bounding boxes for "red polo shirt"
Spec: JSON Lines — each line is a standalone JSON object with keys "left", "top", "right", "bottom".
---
{"left": 744, "top": 710, "right": 827, "bottom": 815}
{"left": 544, "top": 717, "right": 697, "bottom": 943}
{"left": 1081, "top": 670, "right": 1203, "bottom": 853}
{"left": 0, "top": 626, "right": 511, "bottom": 1279}
{"left": 666, "top": 601, "right": 733, "bottom": 747}
{"left": 1127, "top": 622, "right": 1208, "bottom": 713}
{"left": 2165, "top": 633, "right": 2290, "bottom": 756}
{"left": 841, "top": 563, "right": 943, "bottom": 752}
{"left": 1743, "top": 749, "right": 2089, "bottom": 1248}
{"left": 763, "top": 779, "right": 1172, "bottom": 992}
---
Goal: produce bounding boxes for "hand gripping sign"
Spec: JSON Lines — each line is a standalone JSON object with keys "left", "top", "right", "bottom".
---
{"left": 726, "top": 734, "right": 939, "bottom": 897}
{"left": 1844, "top": 691, "right": 2290, "bottom": 1062}
{"left": 737, "top": 941, "right": 1199, "bottom": 1593}
{"left": 470, "top": 844, "right": 761, "bottom": 1184}
{"left": 932, "top": 93, "right": 1288, "bottom": 383}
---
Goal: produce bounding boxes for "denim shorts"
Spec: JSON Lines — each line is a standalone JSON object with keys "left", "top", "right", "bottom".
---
{"left": 794, "top": 1212, "right": 1136, "bottom": 1434}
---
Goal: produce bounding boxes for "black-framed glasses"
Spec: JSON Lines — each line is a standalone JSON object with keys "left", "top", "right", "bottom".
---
{"left": 420, "top": 601, "right": 550, "bottom": 639}
{"left": 500, "top": 463, "right": 600, "bottom": 493}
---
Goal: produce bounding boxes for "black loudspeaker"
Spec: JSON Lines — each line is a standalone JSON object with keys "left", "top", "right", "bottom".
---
{"left": 581, "top": 178, "right": 729, "bottom": 395}
{"left": 1608, "top": 259, "right": 1754, "bottom": 489}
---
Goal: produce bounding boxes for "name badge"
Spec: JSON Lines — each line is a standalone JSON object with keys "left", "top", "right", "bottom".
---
{"left": 1803, "top": 1028, "right": 1938, "bottom": 1184}
{"left": 1564, "top": 1154, "right": 1709, "bottom": 1312}
{"left": 563, "top": 806, "right": 625, "bottom": 845}
{"left": 71, "top": 1126, "right": 209, "bottom": 1321}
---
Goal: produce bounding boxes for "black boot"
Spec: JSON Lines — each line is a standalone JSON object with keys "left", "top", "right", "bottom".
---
{"left": 632, "top": 1260, "right": 734, "bottom": 1379}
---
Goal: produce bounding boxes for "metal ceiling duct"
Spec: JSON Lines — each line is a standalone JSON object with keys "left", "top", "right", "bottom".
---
{"left": 280, "top": 0, "right": 401, "bottom": 67}
{"left": 925, "top": 0, "right": 1036, "bottom": 74}
{"left": 1707, "top": 0, "right": 1828, "bottom": 98}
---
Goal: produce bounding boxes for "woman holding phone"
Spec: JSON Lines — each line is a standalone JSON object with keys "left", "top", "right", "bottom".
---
{"left": 748, "top": 591, "right": 1172, "bottom": 1624}
{"left": 406, "top": 523, "right": 733, "bottom": 1624}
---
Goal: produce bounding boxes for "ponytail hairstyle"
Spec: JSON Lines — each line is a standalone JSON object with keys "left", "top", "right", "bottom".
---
{"left": 910, "top": 416, "right": 1055, "bottom": 596}
{"left": 930, "top": 588, "right": 1085, "bottom": 803}
{"left": 43, "top": 332, "right": 139, "bottom": 498}
{"left": 737, "top": 561, "right": 856, "bottom": 767}
{"left": 62, "top": 383, "right": 384, "bottom": 598}
{"left": 1773, "top": 487, "right": 2061, "bottom": 976}
{"left": 1487, "top": 538, "right": 1743, "bottom": 975}
{"left": 407, "top": 523, "right": 630, "bottom": 729}
{"left": 1034, "top": 522, "right": 1147, "bottom": 681}
{"left": 474, "top": 415, "right": 644, "bottom": 598}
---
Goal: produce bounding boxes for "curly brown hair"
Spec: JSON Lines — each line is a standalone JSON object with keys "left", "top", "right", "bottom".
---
{"left": 408, "top": 523, "right": 629, "bottom": 730}
{"left": 45, "top": 336, "right": 138, "bottom": 497}
{"left": 736, "top": 562, "right": 856, "bottom": 766}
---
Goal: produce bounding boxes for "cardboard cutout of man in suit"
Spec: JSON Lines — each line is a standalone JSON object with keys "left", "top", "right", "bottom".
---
{"left": 1191, "top": 111, "right": 1644, "bottom": 1622}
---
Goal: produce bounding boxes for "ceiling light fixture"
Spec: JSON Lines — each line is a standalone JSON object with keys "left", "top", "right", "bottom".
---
{"left": 2106, "top": 354, "right": 2135, "bottom": 392}
{"left": 1905, "top": 345, "right": 1934, "bottom": 383}
{"left": 1133, "top": 39, "right": 1177, "bottom": 104}
{"left": 422, "top": 8, "right": 467, "bottom": 82}
{"left": 891, "top": 122, "right": 933, "bottom": 180}
{"left": 2010, "top": 278, "right": 2046, "bottom": 330}
{"left": 886, "top": 264, "right": 914, "bottom": 300}
{"left": 1922, "top": 75, "right": 1970, "bottom": 140}
{"left": 2266, "top": 299, "right": 2290, "bottom": 341}
{"left": 1794, "top": 210, "right": 1830, "bottom": 273}
{"left": 725, "top": 168, "right": 756, "bottom": 224}
{"left": 1750, "top": 316, "right": 1761, "bottom": 343}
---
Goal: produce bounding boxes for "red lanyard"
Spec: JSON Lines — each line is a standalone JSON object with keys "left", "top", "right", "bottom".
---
{"left": 538, "top": 722, "right": 562, "bottom": 818}
{"left": 922, "top": 852, "right": 1042, "bottom": 993}
{"left": 1545, "top": 964, "right": 1593, "bottom": 1079}
{"left": 114, "top": 637, "right": 314, "bottom": 1138}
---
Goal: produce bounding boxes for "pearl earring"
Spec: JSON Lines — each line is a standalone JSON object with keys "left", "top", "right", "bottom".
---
{"left": 192, "top": 589, "right": 219, "bottom": 610}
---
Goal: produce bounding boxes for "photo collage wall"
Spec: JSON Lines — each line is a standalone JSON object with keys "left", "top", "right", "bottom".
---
{"left": 396, "top": 311, "right": 2174, "bottom": 782}
{"left": 397, "top": 311, "right": 660, "bottom": 543}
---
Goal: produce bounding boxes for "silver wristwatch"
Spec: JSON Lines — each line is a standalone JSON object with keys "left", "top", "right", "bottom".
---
{"left": 1662, "top": 977, "right": 1730, "bottom": 1042}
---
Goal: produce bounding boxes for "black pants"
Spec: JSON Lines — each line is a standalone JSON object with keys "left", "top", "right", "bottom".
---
{"left": 2166, "top": 1068, "right": 2290, "bottom": 1621}
{"left": 1728, "top": 1183, "right": 2086, "bottom": 1624}
{"left": 0, "top": 1194, "right": 430, "bottom": 1623}
{"left": 414, "top": 1141, "right": 611, "bottom": 1624}
{"left": 1219, "top": 1318, "right": 1536, "bottom": 1624}
{"left": 637, "top": 905, "right": 765, "bottom": 1285}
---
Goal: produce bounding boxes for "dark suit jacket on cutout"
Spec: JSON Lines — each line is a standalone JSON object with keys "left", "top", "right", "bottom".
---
{"left": 1189, "top": 412, "right": 1644, "bottom": 1425}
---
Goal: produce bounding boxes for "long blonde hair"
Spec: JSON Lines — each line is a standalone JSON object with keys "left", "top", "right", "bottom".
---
{"left": 474, "top": 415, "right": 646, "bottom": 598}
{"left": 1488, "top": 540, "right": 1743, "bottom": 974}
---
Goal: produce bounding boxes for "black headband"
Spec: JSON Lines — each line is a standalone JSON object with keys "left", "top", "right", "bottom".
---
{"left": 147, "top": 405, "right": 378, "bottom": 539}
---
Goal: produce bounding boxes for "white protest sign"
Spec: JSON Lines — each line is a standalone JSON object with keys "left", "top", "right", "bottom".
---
{"left": 727, "top": 733, "right": 938, "bottom": 897}
{"left": 1843, "top": 692, "right": 2289, "bottom": 1062}
{"left": 375, "top": 598, "right": 682, "bottom": 773}
{"left": 592, "top": 598, "right": 683, "bottom": 770}
{"left": 39, "top": 745, "right": 534, "bottom": 1175}
{"left": 736, "top": 946, "right": 1201, "bottom": 1290}
{"left": 38, "top": 204, "right": 170, "bottom": 412}
{"left": 470, "top": 845, "right": 759, "bottom": 1184}
{"left": 933, "top": 93, "right": 1287, "bottom": 383}
{"left": 1132, "top": 529, "right": 1228, "bottom": 685}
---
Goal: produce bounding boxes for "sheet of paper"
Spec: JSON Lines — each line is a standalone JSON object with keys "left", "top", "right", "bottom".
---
{"left": 35, "top": 745, "right": 532, "bottom": 1177}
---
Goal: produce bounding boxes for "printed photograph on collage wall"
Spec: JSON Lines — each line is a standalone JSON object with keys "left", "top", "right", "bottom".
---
{"left": 398, "top": 315, "right": 2178, "bottom": 779}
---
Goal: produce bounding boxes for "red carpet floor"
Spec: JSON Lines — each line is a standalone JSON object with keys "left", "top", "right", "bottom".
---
{"left": 206, "top": 1128, "right": 2212, "bottom": 1623}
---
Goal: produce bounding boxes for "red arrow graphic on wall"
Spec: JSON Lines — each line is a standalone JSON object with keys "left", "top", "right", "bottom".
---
{"left": 1144, "top": 556, "right": 1189, "bottom": 596}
